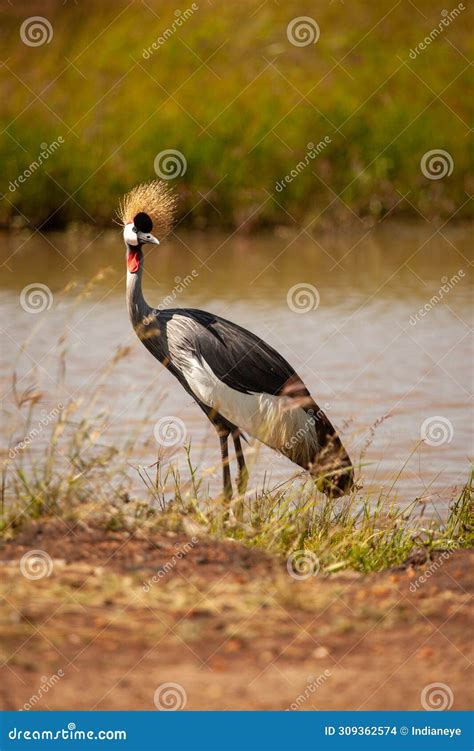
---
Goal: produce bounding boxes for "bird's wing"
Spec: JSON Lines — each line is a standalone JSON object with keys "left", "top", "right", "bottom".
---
{"left": 164, "top": 308, "right": 311, "bottom": 401}
{"left": 164, "top": 309, "right": 353, "bottom": 495}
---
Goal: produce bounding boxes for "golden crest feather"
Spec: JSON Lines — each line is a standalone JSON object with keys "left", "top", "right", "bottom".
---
{"left": 118, "top": 180, "right": 176, "bottom": 238}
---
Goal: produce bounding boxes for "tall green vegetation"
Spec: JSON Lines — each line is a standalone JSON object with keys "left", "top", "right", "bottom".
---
{"left": 1, "top": 0, "right": 471, "bottom": 229}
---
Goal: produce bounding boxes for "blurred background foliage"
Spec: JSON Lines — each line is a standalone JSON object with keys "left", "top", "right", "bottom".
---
{"left": 0, "top": 0, "right": 472, "bottom": 230}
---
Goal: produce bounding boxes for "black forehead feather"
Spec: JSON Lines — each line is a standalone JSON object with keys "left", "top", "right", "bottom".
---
{"left": 133, "top": 212, "right": 153, "bottom": 233}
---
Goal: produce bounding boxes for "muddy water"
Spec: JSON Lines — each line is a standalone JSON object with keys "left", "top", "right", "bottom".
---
{"left": 0, "top": 222, "right": 472, "bottom": 511}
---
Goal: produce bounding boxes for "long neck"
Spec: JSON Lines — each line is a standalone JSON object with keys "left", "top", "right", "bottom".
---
{"left": 126, "top": 247, "right": 151, "bottom": 328}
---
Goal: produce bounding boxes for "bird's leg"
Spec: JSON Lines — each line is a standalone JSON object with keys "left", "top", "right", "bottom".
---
{"left": 232, "top": 430, "right": 248, "bottom": 495}
{"left": 218, "top": 431, "right": 232, "bottom": 500}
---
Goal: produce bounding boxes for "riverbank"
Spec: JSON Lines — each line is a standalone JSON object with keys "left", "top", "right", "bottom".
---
{"left": 1, "top": 389, "right": 472, "bottom": 709}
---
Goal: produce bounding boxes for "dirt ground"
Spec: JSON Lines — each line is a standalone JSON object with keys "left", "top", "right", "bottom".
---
{"left": 0, "top": 520, "right": 472, "bottom": 711}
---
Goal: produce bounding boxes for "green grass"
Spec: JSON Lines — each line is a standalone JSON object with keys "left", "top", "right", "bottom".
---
{"left": 0, "top": 0, "right": 472, "bottom": 229}
{"left": 2, "top": 344, "right": 472, "bottom": 574}
{"left": 144, "top": 463, "right": 473, "bottom": 573}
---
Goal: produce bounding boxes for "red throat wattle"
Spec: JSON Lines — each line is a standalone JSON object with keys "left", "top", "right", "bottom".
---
{"left": 127, "top": 250, "right": 140, "bottom": 273}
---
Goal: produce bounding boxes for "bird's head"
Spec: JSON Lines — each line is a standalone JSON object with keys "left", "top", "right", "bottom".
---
{"left": 118, "top": 180, "right": 176, "bottom": 274}
{"left": 123, "top": 213, "right": 159, "bottom": 273}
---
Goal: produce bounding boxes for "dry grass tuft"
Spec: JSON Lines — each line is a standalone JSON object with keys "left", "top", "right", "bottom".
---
{"left": 118, "top": 180, "right": 177, "bottom": 239}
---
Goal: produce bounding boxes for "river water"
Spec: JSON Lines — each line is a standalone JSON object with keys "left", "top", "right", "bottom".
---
{"left": 1, "top": 222, "right": 472, "bottom": 513}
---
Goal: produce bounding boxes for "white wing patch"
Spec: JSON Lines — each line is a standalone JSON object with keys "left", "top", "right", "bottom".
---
{"left": 167, "top": 316, "right": 318, "bottom": 464}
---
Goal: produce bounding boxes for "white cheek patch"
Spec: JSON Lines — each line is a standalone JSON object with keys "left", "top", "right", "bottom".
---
{"left": 123, "top": 222, "right": 138, "bottom": 246}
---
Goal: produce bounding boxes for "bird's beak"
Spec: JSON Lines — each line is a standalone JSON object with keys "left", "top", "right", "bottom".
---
{"left": 137, "top": 231, "right": 160, "bottom": 245}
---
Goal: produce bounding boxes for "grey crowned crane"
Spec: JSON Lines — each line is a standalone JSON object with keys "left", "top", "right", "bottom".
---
{"left": 120, "top": 181, "right": 354, "bottom": 500}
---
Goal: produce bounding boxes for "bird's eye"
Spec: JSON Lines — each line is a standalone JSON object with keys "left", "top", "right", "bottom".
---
{"left": 132, "top": 226, "right": 137, "bottom": 233}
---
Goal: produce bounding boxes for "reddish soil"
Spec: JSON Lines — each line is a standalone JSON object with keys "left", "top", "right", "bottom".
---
{"left": 0, "top": 520, "right": 472, "bottom": 711}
